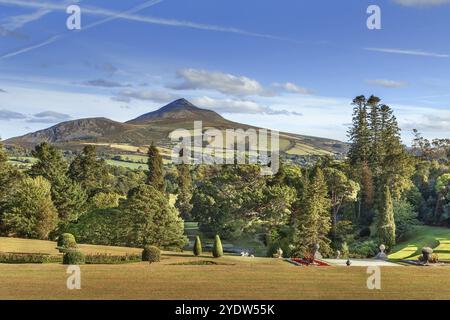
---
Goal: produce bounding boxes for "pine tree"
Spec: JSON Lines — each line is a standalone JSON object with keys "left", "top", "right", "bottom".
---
{"left": 212, "top": 234, "right": 223, "bottom": 258}
{"left": 292, "top": 167, "right": 332, "bottom": 257}
{"left": 348, "top": 95, "right": 371, "bottom": 165}
{"left": 120, "top": 184, "right": 187, "bottom": 248}
{"left": 2, "top": 176, "right": 58, "bottom": 239}
{"left": 69, "top": 145, "right": 111, "bottom": 196}
{"left": 30, "top": 143, "right": 87, "bottom": 223}
{"left": 367, "top": 95, "right": 382, "bottom": 176}
{"left": 359, "top": 161, "right": 375, "bottom": 224}
{"left": 175, "top": 164, "right": 193, "bottom": 220}
{"left": 146, "top": 142, "right": 165, "bottom": 192}
{"left": 0, "top": 142, "right": 23, "bottom": 235}
{"left": 377, "top": 185, "right": 396, "bottom": 248}
{"left": 378, "top": 104, "right": 414, "bottom": 199}
{"left": 193, "top": 235, "right": 202, "bottom": 256}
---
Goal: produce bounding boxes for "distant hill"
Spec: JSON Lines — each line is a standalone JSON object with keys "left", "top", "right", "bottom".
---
{"left": 5, "top": 98, "right": 348, "bottom": 157}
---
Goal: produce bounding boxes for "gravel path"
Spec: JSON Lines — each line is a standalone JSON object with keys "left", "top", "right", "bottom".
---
{"left": 324, "top": 259, "right": 402, "bottom": 267}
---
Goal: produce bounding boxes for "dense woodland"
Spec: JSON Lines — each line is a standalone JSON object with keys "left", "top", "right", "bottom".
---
{"left": 0, "top": 95, "right": 449, "bottom": 258}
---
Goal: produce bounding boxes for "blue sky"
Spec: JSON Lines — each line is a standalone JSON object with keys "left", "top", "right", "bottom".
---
{"left": 1, "top": 0, "right": 450, "bottom": 144}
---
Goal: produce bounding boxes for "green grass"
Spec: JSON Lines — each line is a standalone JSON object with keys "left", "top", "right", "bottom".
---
{"left": 0, "top": 237, "right": 141, "bottom": 256}
{"left": 389, "top": 226, "right": 450, "bottom": 260}
{"left": 106, "top": 160, "right": 148, "bottom": 170}
{"left": 2, "top": 236, "right": 450, "bottom": 299}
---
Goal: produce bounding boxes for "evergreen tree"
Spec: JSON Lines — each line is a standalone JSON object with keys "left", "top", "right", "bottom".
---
{"left": 348, "top": 95, "right": 371, "bottom": 165}
{"left": 69, "top": 145, "right": 111, "bottom": 196}
{"left": 0, "top": 142, "right": 22, "bottom": 235}
{"left": 212, "top": 234, "right": 223, "bottom": 258}
{"left": 146, "top": 142, "right": 165, "bottom": 192}
{"left": 359, "top": 161, "right": 375, "bottom": 224}
{"left": 175, "top": 164, "right": 193, "bottom": 220}
{"left": 292, "top": 167, "right": 332, "bottom": 257}
{"left": 367, "top": 95, "right": 382, "bottom": 176}
{"left": 193, "top": 235, "right": 202, "bottom": 256}
{"left": 29, "top": 143, "right": 67, "bottom": 181}
{"left": 378, "top": 104, "right": 414, "bottom": 199}
{"left": 377, "top": 185, "right": 396, "bottom": 248}
{"left": 2, "top": 176, "right": 58, "bottom": 239}
{"left": 30, "top": 143, "right": 87, "bottom": 223}
{"left": 120, "top": 184, "right": 187, "bottom": 248}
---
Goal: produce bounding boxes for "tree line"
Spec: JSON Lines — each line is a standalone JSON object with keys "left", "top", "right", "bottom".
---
{"left": 0, "top": 94, "right": 449, "bottom": 258}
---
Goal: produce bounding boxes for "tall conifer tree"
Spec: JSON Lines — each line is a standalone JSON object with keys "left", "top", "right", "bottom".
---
{"left": 146, "top": 142, "right": 165, "bottom": 192}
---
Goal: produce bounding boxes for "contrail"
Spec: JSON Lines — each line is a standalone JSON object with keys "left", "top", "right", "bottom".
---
{"left": 0, "top": 0, "right": 163, "bottom": 59}
{"left": 1, "top": 35, "right": 61, "bottom": 59}
{"left": 0, "top": 0, "right": 287, "bottom": 40}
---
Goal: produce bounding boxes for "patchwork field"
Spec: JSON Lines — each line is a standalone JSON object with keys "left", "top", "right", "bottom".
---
{"left": 1, "top": 237, "right": 450, "bottom": 300}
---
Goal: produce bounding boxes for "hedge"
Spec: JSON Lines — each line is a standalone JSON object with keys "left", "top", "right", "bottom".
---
{"left": 63, "top": 250, "right": 86, "bottom": 265}
{"left": 0, "top": 252, "right": 62, "bottom": 264}
{"left": 85, "top": 253, "right": 141, "bottom": 264}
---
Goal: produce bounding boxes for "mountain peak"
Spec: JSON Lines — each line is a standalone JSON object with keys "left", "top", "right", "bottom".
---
{"left": 159, "top": 98, "right": 199, "bottom": 111}
{"left": 126, "top": 98, "right": 225, "bottom": 124}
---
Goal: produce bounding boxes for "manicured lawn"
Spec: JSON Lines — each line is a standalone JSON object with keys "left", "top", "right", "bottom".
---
{"left": 1, "top": 253, "right": 450, "bottom": 299}
{"left": 0, "top": 237, "right": 141, "bottom": 256}
{"left": 389, "top": 226, "right": 450, "bottom": 260}
{"left": 2, "top": 236, "right": 450, "bottom": 300}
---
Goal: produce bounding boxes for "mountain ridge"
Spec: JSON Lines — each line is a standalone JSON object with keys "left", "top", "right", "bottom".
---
{"left": 5, "top": 99, "right": 348, "bottom": 156}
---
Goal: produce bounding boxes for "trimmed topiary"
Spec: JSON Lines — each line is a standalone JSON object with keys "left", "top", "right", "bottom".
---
{"left": 63, "top": 250, "right": 85, "bottom": 265}
{"left": 57, "top": 233, "right": 77, "bottom": 252}
{"left": 193, "top": 235, "right": 202, "bottom": 256}
{"left": 212, "top": 234, "right": 223, "bottom": 258}
{"left": 142, "top": 245, "right": 160, "bottom": 263}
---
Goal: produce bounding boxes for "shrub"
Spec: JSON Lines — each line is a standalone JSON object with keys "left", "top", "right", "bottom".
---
{"left": 0, "top": 252, "right": 61, "bottom": 264}
{"left": 212, "top": 235, "right": 223, "bottom": 258}
{"left": 57, "top": 233, "right": 77, "bottom": 251}
{"left": 193, "top": 236, "right": 202, "bottom": 256}
{"left": 349, "top": 240, "right": 378, "bottom": 258}
{"left": 359, "top": 227, "right": 371, "bottom": 238}
{"left": 63, "top": 250, "right": 85, "bottom": 265}
{"left": 142, "top": 246, "right": 160, "bottom": 263}
{"left": 341, "top": 242, "right": 349, "bottom": 259}
{"left": 85, "top": 253, "right": 141, "bottom": 264}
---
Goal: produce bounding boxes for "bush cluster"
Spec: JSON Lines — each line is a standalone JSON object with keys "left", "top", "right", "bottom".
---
{"left": 349, "top": 240, "right": 378, "bottom": 258}
{"left": 142, "top": 246, "right": 160, "bottom": 263}
{"left": 0, "top": 252, "right": 61, "bottom": 264}
{"left": 63, "top": 250, "right": 86, "bottom": 265}
{"left": 85, "top": 253, "right": 141, "bottom": 264}
{"left": 57, "top": 233, "right": 77, "bottom": 252}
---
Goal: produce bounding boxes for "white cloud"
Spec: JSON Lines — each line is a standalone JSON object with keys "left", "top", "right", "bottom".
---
{"left": 273, "top": 82, "right": 315, "bottom": 94}
{"left": 366, "top": 79, "right": 408, "bottom": 88}
{"left": 115, "top": 89, "right": 178, "bottom": 103}
{"left": 171, "top": 69, "right": 275, "bottom": 97}
{"left": 191, "top": 96, "right": 302, "bottom": 116}
{"left": 393, "top": 0, "right": 450, "bottom": 6}
{"left": 365, "top": 47, "right": 450, "bottom": 58}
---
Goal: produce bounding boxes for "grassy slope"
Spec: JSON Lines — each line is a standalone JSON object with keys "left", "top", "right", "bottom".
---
{"left": 0, "top": 237, "right": 141, "bottom": 256}
{"left": 389, "top": 226, "right": 450, "bottom": 260}
{"left": 1, "top": 237, "right": 450, "bottom": 299}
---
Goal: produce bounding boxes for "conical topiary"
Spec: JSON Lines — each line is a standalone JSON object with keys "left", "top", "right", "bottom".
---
{"left": 212, "top": 234, "right": 223, "bottom": 258}
{"left": 193, "top": 235, "right": 202, "bottom": 256}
